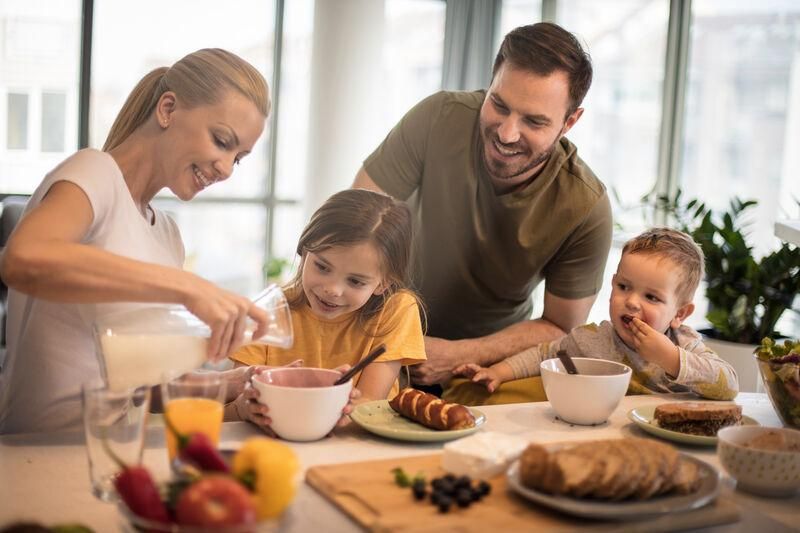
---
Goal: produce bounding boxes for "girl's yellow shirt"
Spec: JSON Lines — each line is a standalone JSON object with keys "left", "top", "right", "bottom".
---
{"left": 230, "top": 290, "right": 426, "bottom": 398}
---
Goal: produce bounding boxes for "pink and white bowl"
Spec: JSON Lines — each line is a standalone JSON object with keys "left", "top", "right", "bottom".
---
{"left": 251, "top": 368, "right": 351, "bottom": 442}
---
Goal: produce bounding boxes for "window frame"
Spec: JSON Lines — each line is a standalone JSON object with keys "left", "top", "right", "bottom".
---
{"left": 540, "top": 0, "right": 691, "bottom": 219}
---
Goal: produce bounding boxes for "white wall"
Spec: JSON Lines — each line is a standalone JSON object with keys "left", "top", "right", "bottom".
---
{"left": 304, "top": 0, "right": 387, "bottom": 218}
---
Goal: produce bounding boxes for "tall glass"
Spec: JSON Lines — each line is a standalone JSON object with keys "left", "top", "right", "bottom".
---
{"left": 82, "top": 384, "right": 150, "bottom": 501}
{"left": 248, "top": 284, "right": 294, "bottom": 348}
{"left": 161, "top": 371, "right": 226, "bottom": 462}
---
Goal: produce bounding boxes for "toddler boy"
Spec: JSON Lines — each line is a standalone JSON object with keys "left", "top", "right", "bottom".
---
{"left": 455, "top": 228, "right": 739, "bottom": 400}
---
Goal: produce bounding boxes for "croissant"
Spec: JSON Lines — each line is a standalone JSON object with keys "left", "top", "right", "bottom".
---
{"left": 389, "top": 388, "right": 475, "bottom": 430}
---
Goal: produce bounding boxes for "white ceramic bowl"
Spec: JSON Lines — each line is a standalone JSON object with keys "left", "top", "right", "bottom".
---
{"left": 717, "top": 426, "right": 800, "bottom": 497}
{"left": 540, "top": 358, "right": 631, "bottom": 425}
{"left": 251, "top": 368, "right": 352, "bottom": 442}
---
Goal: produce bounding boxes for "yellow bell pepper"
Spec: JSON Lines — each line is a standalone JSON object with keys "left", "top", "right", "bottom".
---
{"left": 232, "top": 437, "right": 299, "bottom": 520}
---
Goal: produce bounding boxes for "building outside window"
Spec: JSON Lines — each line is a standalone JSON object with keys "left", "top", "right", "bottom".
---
{"left": 41, "top": 92, "right": 67, "bottom": 153}
{"left": 0, "top": 0, "right": 81, "bottom": 192}
{"left": 681, "top": 0, "right": 800, "bottom": 259}
{"left": 6, "top": 93, "right": 29, "bottom": 150}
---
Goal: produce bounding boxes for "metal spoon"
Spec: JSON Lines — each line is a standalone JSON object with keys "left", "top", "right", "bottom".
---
{"left": 557, "top": 350, "right": 579, "bottom": 375}
{"left": 333, "top": 344, "right": 387, "bottom": 385}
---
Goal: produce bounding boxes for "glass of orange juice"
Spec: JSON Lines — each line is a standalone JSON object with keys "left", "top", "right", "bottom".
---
{"left": 161, "top": 370, "right": 226, "bottom": 461}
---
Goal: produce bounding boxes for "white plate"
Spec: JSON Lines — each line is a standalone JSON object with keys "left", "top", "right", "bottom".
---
{"left": 628, "top": 405, "right": 759, "bottom": 446}
{"left": 506, "top": 454, "right": 720, "bottom": 520}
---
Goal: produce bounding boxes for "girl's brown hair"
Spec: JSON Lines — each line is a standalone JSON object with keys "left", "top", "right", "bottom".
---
{"left": 285, "top": 189, "right": 423, "bottom": 330}
{"left": 103, "top": 48, "right": 270, "bottom": 151}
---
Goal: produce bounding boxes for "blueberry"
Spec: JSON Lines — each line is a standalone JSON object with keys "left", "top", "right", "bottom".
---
{"left": 477, "top": 480, "right": 491, "bottom": 496}
{"left": 456, "top": 488, "right": 472, "bottom": 508}
{"left": 430, "top": 490, "right": 442, "bottom": 505}
{"left": 437, "top": 495, "right": 452, "bottom": 513}
{"left": 412, "top": 478, "right": 426, "bottom": 490}
{"left": 431, "top": 478, "right": 445, "bottom": 491}
{"left": 455, "top": 475, "right": 471, "bottom": 489}
{"left": 412, "top": 484, "right": 427, "bottom": 501}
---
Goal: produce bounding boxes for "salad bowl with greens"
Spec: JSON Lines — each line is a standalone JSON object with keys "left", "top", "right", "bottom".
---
{"left": 755, "top": 338, "right": 800, "bottom": 429}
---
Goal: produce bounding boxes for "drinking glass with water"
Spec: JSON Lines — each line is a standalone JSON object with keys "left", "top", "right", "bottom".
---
{"left": 81, "top": 384, "right": 150, "bottom": 501}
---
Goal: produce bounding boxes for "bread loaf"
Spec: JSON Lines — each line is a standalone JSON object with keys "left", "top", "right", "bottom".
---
{"left": 389, "top": 388, "right": 476, "bottom": 430}
{"left": 519, "top": 438, "right": 701, "bottom": 500}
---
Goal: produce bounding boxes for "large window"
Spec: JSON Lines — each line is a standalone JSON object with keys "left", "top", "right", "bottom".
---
{"left": 0, "top": 0, "right": 81, "bottom": 192}
{"left": 383, "top": 0, "right": 447, "bottom": 128}
{"left": 2, "top": 0, "right": 796, "bottom": 333}
{"left": 268, "top": 0, "right": 315, "bottom": 279}
{"left": 497, "top": 1, "right": 799, "bottom": 332}
{"left": 91, "top": 0, "right": 276, "bottom": 296}
{"left": 556, "top": 1, "right": 670, "bottom": 324}
{"left": 558, "top": 0, "right": 670, "bottom": 231}
{"left": 681, "top": 0, "right": 800, "bottom": 259}
{"left": 1, "top": 0, "right": 446, "bottom": 298}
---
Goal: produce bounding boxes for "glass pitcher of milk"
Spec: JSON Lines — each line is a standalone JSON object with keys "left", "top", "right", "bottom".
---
{"left": 94, "top": 284, "right": 293, "bottom": 391}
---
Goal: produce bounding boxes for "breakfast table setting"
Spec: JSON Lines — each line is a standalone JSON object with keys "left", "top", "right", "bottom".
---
{"left": 1, "top": 390, "right": 798, "bottom": 532}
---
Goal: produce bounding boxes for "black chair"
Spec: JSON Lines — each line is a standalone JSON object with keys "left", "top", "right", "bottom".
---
{"left": 1, "top": 195, "right": 29, "bottom": 363}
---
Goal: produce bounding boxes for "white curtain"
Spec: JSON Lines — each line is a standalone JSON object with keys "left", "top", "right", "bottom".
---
{"left": 441, "top": 0, "right": 501, "bottom": 91}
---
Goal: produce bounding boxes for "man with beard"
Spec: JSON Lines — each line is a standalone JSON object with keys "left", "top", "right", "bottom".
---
{"left": 352, "top": 22, "right": 612, "bottom": 404}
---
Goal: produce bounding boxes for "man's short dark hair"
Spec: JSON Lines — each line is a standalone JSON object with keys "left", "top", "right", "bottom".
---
{"left": 492, "top": 22, "right": 593, "bottom": 117}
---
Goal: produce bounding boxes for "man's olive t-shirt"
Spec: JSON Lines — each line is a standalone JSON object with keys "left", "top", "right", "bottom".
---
{"left": 364, "top": 90, "right": 612, "bottom": 340}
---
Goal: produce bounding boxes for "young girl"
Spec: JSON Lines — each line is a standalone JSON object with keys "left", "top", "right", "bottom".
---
{"left": 228, "top": 189, "right": 426, "bottom": 429}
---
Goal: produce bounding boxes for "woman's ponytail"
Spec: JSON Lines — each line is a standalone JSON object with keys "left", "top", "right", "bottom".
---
{"left": 102, "top": 67, "right": 168, "bottom": 151}
{"left": 102, "top": 49, "right": 269, "bottom": 152}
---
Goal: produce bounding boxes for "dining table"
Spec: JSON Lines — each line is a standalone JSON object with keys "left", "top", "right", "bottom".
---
{"left": 0, "top": 392, "right": 798, "bottom": 532}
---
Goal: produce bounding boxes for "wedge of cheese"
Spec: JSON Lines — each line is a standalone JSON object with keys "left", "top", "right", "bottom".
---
{"left": 442, "top": 432, "right": 529, "bottom": 479}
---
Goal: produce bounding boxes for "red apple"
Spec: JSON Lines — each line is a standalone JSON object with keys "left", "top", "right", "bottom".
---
{"left": 175, "top": 476, "right": 257, "bottom": 527}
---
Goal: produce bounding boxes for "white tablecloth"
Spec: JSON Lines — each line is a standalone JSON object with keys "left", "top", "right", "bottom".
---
{"left": 0, "top": 393, "right": 797, "bottom": 532}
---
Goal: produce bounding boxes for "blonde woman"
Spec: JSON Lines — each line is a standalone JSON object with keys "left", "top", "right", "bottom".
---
{"left": 0, "top": 49, "right": 271, "bottom": 433}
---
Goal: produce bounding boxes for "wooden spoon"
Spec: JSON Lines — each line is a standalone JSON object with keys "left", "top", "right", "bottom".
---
{"left": 557, "top": 350, "right": 579, "bottom": 375}
{"left": 333, "top": 344, "right": 387, "bottom": 385}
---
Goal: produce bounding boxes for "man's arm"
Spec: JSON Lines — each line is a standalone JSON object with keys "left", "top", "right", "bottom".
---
{"left": 410, "top": 291, "right": 597, "bottom": 385}
{"left": 352, "top": 166, "right": 386, "bottom": 193}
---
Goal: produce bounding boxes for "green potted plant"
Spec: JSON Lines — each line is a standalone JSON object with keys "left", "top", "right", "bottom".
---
{"left": 643, "top": 191, "right": 800, "bottom": 391}
{"left": 263, "top": 257, "right": 291, "bottom": 285}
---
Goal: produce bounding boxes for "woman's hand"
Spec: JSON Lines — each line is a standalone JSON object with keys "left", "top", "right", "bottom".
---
{"left": 183, "top": 277, "right": 269, "bottom": 362}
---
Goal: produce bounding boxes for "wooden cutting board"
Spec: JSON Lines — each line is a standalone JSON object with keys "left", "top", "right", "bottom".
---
{"left": 306, "top": 454, "right": 740, "bottom": 533}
